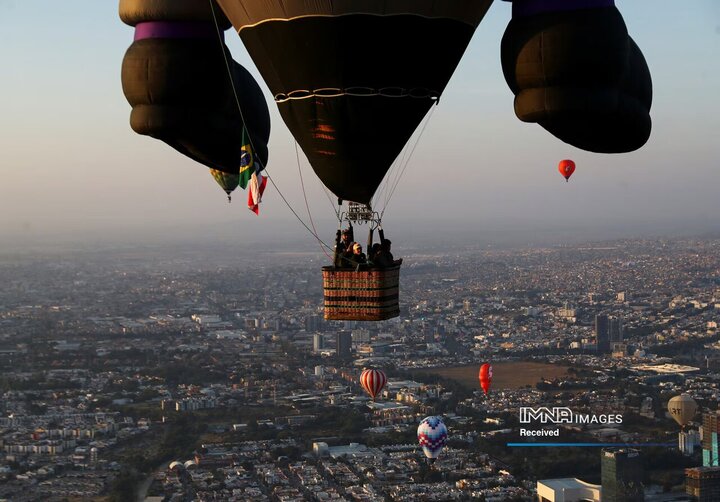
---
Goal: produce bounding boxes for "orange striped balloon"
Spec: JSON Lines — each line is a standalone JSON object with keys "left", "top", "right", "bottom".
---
{"left": 360, "top": 368, "right": 387, "bottom": 400}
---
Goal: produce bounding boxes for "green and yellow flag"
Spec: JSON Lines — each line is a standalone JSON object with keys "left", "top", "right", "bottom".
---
{"left": 238, "top": 128, "right": 254, "bottom": 189}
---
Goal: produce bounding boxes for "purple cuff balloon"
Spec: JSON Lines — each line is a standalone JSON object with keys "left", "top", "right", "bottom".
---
{"left": 134, "top": 21, "right": 222, "bottom": 41}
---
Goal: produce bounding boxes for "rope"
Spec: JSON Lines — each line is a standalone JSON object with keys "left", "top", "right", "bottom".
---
{"left": 295, "top": 141, "right": 332, "bottom": 259}
{"left": 208, "top": 0, "right": 334, "bottom": 253}
{"left": 381, "top": 104, "right": 437, "bottom": 218}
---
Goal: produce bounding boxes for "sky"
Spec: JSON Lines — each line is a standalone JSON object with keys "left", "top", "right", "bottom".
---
{"left": 0, "top": 1, "right": 718, "bottom": 250}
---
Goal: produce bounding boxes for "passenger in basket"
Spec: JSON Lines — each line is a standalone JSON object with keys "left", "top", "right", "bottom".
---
{"left": 334, "top": 228, "right": 355, "bottom": 268}
{"left": 368, "top": 243, "right": 381, "bottom": 266}
{"left": 349, "top": 242, "right": 367, "bottom": 268}
{"left": 374, "top": 239, "right": 402, "bottom": 268}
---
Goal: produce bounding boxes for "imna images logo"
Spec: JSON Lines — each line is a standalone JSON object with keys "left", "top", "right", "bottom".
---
{"left": 519, "top": 407, "right": 622, "bottom": 425}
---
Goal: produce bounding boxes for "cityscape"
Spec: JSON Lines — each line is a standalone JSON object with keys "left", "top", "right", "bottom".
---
{"left": 1, "top": 235, "right": 720, "bottom": 501}
{"left": 2, "top": 0, "right": 719, "bottom": 500}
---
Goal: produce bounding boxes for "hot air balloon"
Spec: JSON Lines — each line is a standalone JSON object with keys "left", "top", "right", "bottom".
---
{"left": 214, "top": 0, "right": 493, "bottom": 321}
{"left": 120, "top": 0, "right": 271, "bottom": 177}
{"left": 209, "top": 169, "right": 239, "bottom": 202}
{"left": 558, "top": 160, "right": 576, "bottom": 182}
{"left": 417, "top": 416, "right": 448, "bottom": 464}
{"left": 479, "top": 363, "right": 493, "bottom": 395}
{"left": 668, "top": 394, "right": 697, "bottom": 429}
{"left": 217, "top": 0, "right": 493, "bottom": 204}
{"left": 501, "top": 0, "right": 652, "bottom": 153}
{"left": 360, "top": 368, "right": 387, "bottom": 401}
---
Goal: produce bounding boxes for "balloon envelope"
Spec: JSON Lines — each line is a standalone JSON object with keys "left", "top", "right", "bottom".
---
{"left": 558, "top": 159, "right": 576, "bottom": 181}
{"left": 360, "top": 369, "right": 387, "bottom": 400}
{"left": 120, "top": 0, "right": 270, "bottom": 175}
{"left": 479, "top": 363, "right": 493, "bottom": 395}
{"left": 217, "top": 0, "right": 493, "bottom": 203}
{"left": 501, "top": 3, "right": 652, "bottom": 153}
{"left": 668, "top": 395, "right": 697, "bottom": 428}
{"left": 417, "top": 416, "right": 448, "bottom": 462}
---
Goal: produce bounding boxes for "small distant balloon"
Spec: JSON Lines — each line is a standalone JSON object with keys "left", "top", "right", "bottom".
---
{"left": 209, "top": 169, "right": 240, "bottom": 203}
{"left": 558, "top": 159, "right": 576, "bottom": 182}
{"left": 417, "top": 416, "right": 448, "bottom": 463}
{"left": 668, "top": 394, "right": 697, "bottom": 428}
{"left": 479, "top": 363, "right": 493, "bottom": 395}
{"left": 360, "top": 368, "right": 387, "bottom": 401}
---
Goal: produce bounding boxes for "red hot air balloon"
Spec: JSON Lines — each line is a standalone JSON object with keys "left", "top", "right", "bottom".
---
{"left": 360, "top": 369, "right": 387, "bottom": 401}
{"left": 558, "top": 159, "right": 576, "bottom": 182}
{"left": 479, "top": 363, "right": 493, "bottom": 395}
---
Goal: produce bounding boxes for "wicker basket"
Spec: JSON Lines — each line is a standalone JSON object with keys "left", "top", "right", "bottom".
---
{"left": 322, "top": 265, "right": 400, "bottom": 321}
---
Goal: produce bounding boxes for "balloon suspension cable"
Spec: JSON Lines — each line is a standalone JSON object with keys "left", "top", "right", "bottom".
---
{"left": 295, "top": 141, "right": 332, "bottom": 259}
{"left": 208, "top": 0, "right": 334, "bottom": 255}
{"left": 377, "top": 137, "right": 410, "bottom": 211}
{"left": 371, "top": 95, "right": 437, "bottom": 211}
{"left": 380, "top": 104, "right": 438, "bottom": 219}
{"left": 322, "top": 179, "right": 343, "bottom": 223}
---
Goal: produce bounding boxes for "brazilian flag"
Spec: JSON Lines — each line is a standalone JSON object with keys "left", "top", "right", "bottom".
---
{"left": 238, "top": 128, "right": 254, "bottom": 189}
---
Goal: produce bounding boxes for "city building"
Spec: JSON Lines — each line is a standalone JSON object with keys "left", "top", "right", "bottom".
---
{"left": 680, "top": 430, "right": 700, "bottom": 456}
{"left": 336, "top": 331, "right": 352, "bottom": 358}
{"left": 595, "top": 314, "right": 610, "bottom": 353}
{"left": 702, "top": 411, "right": 720, "bottom": 467}
{"left": 601, "top": 448, "right": 644, "bottom": 502}
{"left": 305, "top": 315, "right": 322, "bottom": 332}
{"left": 609, "top": 317, "right": 624, "bottom": 343}
{"left": 537, "top": 478, "right": 601, "bottom": 502}
{"left": 313, "top": 333, "right": 325, "bottom": 352}
{"left": 686, "top": 467, "right": 720, "bottom": 502}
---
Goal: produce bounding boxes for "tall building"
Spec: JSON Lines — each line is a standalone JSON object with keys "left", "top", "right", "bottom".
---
{"left": 352, "top": 329, "right": 371, "bottom": 343}
{"left": 305, "top": 315, "right": 322, "bottom": 332}
{"left": 609, "top": 317, "right": 623, "bottom": 342}
{"left": 336, "top": 331, "right": 352, "bottom": 358}
{"left": 601, "top": 448, "right": 644, "bottom": 502}
{"left": 686, "top": 467, "right": 720, "bottom": 502}
{"left": 313, "top": 333, "right": 325, "bottom": 352}
{"left": 680, "top": 430, "right": 700, "bottom": 455}
{"left": 702, "top": 411, "right": 720, "bottom": 466}
{"left": 595, "top": 314, "right": 610, "bottom": 353}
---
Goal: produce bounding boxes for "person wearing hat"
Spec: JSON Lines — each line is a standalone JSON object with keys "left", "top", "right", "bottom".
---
{"left": 349, "top": 242, "right": 367, "bottom": 268}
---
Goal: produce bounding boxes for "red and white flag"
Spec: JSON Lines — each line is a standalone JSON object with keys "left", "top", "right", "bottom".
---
{"left": 247, "top": 170, "right": 268, "bottom": 215}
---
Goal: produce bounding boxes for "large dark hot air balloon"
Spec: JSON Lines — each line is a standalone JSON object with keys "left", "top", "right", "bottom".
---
{"left": 120, "top": 0, "right": 270, "bottom": 175}
{"left": 216, "top": 0, "right": 494, "bottom": 204}
{"left": 501, "top": 0, "right": 652, "bottom": 153}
